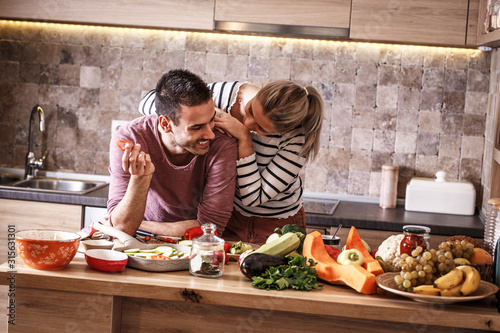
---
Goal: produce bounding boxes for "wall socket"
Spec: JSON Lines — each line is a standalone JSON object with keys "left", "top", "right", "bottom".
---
{"left": 111, "top": 120, "right": 129, "bottom": 137}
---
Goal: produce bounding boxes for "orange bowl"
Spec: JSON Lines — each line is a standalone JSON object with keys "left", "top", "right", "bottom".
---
{"left": 15, "top": 230, "right": 81, "bottom": 270}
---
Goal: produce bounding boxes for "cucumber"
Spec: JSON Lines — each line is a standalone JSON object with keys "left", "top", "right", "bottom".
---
{"left": 253, "top": 232, "right": 300, "bottom": 257}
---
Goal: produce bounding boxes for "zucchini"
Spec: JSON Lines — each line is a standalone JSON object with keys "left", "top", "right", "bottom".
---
{"left": 253, "top": 232, "right": 300, "bottom": 257}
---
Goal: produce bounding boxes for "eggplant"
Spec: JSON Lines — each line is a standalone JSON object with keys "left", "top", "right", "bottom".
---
{"left": 240, "top": 253, "right": 288, "bottom": 279}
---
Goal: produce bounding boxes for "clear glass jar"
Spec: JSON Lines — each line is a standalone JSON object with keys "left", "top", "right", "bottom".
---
{"left": 400, "top": 227, "right": 427, "bottom": 256}
{"left": 189, "top": 223, "right": 224, "bottom": 278}
{"left": 483, "top": 198, "right": 500, "bottom": 255}
{"left": 403, "top": 225, "right": 431, "bottom": 251}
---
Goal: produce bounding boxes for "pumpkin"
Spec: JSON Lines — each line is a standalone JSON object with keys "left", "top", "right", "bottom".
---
{"left": 303, "top": 231, "right": 377, "bottom": 295}
{"left": 345, "top": 226, "right": 385, "bottom": 276}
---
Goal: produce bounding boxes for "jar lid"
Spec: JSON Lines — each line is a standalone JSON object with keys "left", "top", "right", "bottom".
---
{"left": 403, "top": 225, "right": 431, "bottom": 233}
{"left": 403, "top": 226, "right": 426, "bottom": 234}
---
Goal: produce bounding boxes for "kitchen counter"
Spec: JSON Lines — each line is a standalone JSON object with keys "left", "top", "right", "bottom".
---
{"left": 1, "top": 255, "right": 499, "bottom": 332}
{"left": 0, "top": 184, "right": 109, "bottom": 207}
{"left": 0, "top": 185, "right": 484, "bottom": 239}
{"left": 306, "top": 201, "right": 485, "bottom": 238}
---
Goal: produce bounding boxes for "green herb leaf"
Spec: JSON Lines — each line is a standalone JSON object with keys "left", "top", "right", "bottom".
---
{"left": 250, "top": 255, "right": 323, "bottom": 291}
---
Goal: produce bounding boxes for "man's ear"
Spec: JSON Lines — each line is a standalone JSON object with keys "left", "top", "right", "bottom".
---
{"left": 158, "top": 115, "right": 173, "bottom": 133}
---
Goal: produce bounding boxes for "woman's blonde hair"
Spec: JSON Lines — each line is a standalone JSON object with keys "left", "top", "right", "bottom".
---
{"left": 256, "top": 80, "right": 324, "bottom": 161}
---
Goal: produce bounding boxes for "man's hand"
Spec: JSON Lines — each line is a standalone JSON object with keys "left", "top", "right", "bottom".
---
{"left": 122, "top": 143, "right": 155, "bottom": 176}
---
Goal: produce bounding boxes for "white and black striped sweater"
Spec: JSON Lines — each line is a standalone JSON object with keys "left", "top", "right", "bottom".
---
{"left": 139, "top": 82, "right": 305, "bottom": 218}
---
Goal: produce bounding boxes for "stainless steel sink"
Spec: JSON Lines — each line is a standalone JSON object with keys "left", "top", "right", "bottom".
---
{"left": 0, "top": 177, "right": 108, "bottom": 195}
{"left": 0, "top": 173, "right": 23, "bottom": 185}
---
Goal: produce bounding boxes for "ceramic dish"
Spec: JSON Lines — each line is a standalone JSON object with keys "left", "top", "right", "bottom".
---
{"left": 85, "top": 249, "right": 128, "bottom": 273}
{"left": 15, "top": 230, "right": 81, "bottom": 270}
{"left": 376, "top": 272, "right": 499, "bottom": 304}
{"left": 82, "top": 239, "right": 114, "bottom": 251}
{"left": 93, "top": 223, "right": 190, "bottom": 272}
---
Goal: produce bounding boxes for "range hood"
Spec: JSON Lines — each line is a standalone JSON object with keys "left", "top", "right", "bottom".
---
{"left": 214, "top": 21, "right": 349, "bottom": 39}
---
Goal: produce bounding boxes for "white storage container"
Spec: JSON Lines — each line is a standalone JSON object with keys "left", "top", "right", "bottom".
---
{"left": 405, "top": 171, "right": 476, "bottom": 216}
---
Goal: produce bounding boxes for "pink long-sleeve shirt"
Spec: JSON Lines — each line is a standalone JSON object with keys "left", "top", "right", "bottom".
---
{"left": 107, "top": 115, "right": 237, "bottom": 235}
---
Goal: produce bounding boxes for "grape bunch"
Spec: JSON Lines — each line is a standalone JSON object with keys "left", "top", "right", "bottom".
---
{"left": 438, "top": 240, "right": 475, "bottom": 260}
{"left": 393, "top": 246, "right": 456, "bottom": 292}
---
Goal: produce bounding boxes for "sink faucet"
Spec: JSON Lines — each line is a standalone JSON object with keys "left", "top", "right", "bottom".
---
{"left": 25, "top": 105, "right": 47, "bottom": 179}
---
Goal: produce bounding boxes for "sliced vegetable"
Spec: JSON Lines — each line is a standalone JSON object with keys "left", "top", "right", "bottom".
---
{"left": 337, "top": 249, "right": 364, "bottom": 265}
{"left": 229, "top": 241, "right": 253, "bottom": 254}
{"left": 345, "top": 226, "right": 385, "bottom": 276}
{"left": 302, "top": 231, "right": 377, "bottom": 295}
{"left": 150, "top": 255, "right": 168, "bottom": 260}
{"left": 117, "top": 140, "right": 131, "bottom": 151}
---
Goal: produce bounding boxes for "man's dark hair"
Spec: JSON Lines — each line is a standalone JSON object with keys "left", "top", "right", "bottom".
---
{"left": 155, "top": 69, "right": 212, "bottom": 124}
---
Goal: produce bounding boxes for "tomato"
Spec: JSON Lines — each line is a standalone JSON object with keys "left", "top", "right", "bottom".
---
{"left": 371, "top": 249, "right": 378, "bottom": 259}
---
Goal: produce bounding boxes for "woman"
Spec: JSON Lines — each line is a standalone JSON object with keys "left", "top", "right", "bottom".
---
{"left": 139, "top": 80, "right": 323, "bottom": 243}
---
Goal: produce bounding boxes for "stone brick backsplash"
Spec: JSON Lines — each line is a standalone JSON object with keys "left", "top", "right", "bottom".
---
{"left": 0, "top": 21, "right": 491, "bottom": 200}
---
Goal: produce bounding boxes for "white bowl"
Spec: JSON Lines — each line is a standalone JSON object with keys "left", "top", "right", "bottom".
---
{"left": 82, "top": 239, "right": 114, "bottom": 251}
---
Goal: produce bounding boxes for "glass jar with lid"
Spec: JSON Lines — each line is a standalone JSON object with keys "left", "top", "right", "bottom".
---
{"left": 189, "top": 223, "right": 225, "bottom": 278}
{"left": 400, "top": 226, "right": 427, "bottom": 256}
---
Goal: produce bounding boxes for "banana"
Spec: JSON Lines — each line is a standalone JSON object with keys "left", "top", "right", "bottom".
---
{"left": 413, "top": 284, "right": 441, "bottom": 296}
{"left": 439, "top": 282, "right": 464, "bottom": 297}
{"left": 456, "top": 265, "right": 481, "bottom": 296}
{"left": 433, "top": 268, "right": 463, "bottom": 290}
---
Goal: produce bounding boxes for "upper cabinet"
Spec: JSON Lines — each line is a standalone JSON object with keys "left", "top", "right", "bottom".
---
{"left": 214, "top": 0, "right": 351, "bottom": 39}
{"left": 350, "top": 0, "right": 470, "bottom": 46}
{"left": 477, "top": 0, "right": 500, "bottom": 47}
{"left": 0, "top": 0, "right": 479, "bottom": 47}
{"left": 0, "top": 0, "right": 215, "bottom": 30}
{"left": 214, "top": 0, "right": 350, "bottom": 27}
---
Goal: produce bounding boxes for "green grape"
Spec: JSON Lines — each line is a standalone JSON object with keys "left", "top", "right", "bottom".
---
{"left": 394, "top": 275, "right": 404, "bottom": 285}
{"left": 402, "top": 279, "right": 411, "bottom": 289}
{"left": 422, "top": 251, "right": 432, "bottom": 261}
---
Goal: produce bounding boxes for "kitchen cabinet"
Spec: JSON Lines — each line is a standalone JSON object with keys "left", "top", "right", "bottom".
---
{"left": 491, "top": 89, "right": 500, "bottom": 198}
{"left": 478, "top": 0, "right": 500, "bottom": 47}
{"left": 0, "top": 0, "right": 214, "bottom": 30}
{"left": 214, "top": 0, "right": 351, "bottom": 37}
{"left": 350, "top": 0, "right": 471, "bottom": 46}
{"left": 0, "top": 199, "right": 82, "bottom": 264}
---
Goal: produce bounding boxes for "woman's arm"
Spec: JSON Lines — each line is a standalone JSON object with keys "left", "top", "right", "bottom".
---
{"left": 235, "top": 128, "right": 307, "bottom": 207}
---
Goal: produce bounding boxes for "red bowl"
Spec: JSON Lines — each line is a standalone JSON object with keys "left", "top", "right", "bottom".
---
{"left": 85, "top": 249, "right": 128, "bottom": 273}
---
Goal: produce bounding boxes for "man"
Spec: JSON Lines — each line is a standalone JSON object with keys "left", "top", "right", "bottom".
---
{"left": 107, "top": 69, "right": 237, "bottom": 237}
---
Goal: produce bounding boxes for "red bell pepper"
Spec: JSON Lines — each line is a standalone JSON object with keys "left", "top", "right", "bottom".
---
{"left": 183, "top": 226, "right": 218, "bottom": 240}
{"left": 325, "top": 245, "right": 341, "bottom": 261}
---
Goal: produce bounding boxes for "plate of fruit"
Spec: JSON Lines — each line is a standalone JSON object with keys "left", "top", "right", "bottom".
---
{"left": 377, "top": 271, "right": 498, "bottom": 304}
{"left": 376, "top": 238, "right": 499, "bottom": 304}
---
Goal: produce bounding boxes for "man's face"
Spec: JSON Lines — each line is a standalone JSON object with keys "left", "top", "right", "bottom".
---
{"left": 169, "top": 99, "right": 216, "bottom": 156}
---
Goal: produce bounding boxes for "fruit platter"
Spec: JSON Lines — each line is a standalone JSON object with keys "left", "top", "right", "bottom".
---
{"left": 376, "top": 272, "right": 499, "bottom": 304}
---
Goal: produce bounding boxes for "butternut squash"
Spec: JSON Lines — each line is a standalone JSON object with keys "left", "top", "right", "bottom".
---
{"left": 345, "top": 226, "right": 385, "bottom": 276}
{"left": 303, "top": 231, "right": 377, "bottom": 295}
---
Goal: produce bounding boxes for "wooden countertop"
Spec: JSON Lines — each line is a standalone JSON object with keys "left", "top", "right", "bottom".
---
{"left": 1, "top": 255, "right": 500, "bottom": 331}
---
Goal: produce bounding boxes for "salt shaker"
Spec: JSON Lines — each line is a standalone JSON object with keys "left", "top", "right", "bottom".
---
{"left": 380, "top": 164, "right": 399, "bottom": 209}
{"left": 189, "top": 223, "right": 225, "bottom": 278}
{"left": 483, "top": 198, "right": 500, "bottom": 255}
